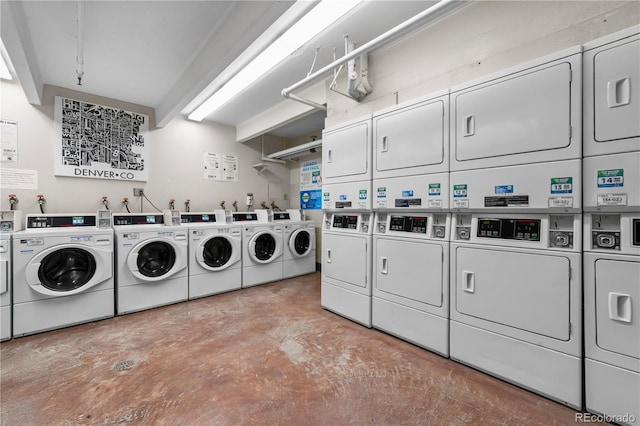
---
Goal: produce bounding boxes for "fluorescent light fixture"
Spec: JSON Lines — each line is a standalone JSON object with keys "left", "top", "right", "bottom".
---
{"left": 0, "top": 39, "right": 14, "bottom": 80}
{"left": 266, "top": 139, "right": 322, "bottom": 161}
{"left": 188, "top": 0, "right": 363, "bottom": 121}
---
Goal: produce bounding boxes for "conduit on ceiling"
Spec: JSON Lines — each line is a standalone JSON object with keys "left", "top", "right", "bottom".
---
{"left": 281, "top": 0, "right": 469, "bottom": 109}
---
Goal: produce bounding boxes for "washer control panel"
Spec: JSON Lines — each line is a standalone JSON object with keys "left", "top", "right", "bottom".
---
{"left": 477, "top": 218, "right": 541, "bottom": 241}
{"left": 27, "top": 214, "right": 97, "bottom": 228}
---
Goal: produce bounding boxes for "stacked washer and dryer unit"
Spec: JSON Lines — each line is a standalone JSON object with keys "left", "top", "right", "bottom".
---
{"left": 12, "top": 212, "right": 115, "bottom": 336}
{"left": 181, "top": 210, "right": 242, "bottom": 299}
{"left": 371, "top": 91, "right": 451, "bottom": 355}
{"left": 582, "top": 26, "right": 640, "bottom": 424}
{"left": 321, "top": 115, "right": 374, "bottom": 327}
{"left": 1, "top": 211, "right": 22, "bottom": 341}
{"left": 448, "top": 47, "right": 584, "bottom": 407}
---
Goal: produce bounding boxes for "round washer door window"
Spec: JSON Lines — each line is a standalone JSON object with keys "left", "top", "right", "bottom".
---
{"left": 253, "top": 233, "right": 276, "bottom": 261}
{"left": 38, "top": 248, "right": 97, "bottom": 292}
{"left": 292, "top": 230, "right": 311, "bottom": 256}
{"left": 137, "top": 241, "right": 176, "bottom": 277}
{"left": 203, "top": 236, "right": 232, "bottom": 268}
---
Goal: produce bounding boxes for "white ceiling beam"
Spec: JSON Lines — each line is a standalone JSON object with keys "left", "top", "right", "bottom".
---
{"left": 1, "top": 1, "right": 43, "bottom": 105}
{"left": 236, "top": 81, "right": 326, "bottom": 143}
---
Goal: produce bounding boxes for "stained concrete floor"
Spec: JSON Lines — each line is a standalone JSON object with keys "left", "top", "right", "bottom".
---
{"left": 1, "top": 272, "right": 598, "bottom": 425}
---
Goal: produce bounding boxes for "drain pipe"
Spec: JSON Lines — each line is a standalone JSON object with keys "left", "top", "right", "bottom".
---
{"left": 281, "top": 0, "right": 468, "bottom": 107}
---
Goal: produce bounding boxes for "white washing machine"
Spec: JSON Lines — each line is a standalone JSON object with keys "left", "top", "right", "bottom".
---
{"left": 181, "top": 211, "right": 241, "bottom": 299}
{"left": 321, "top": 210, "right": 373, "bottom": 328}
{"left": 280, "top": 209, "right": 316, "bottom": 279}
{"left": 373, "top": 211, "right": 450, "bottom": 356}
{"left": 1, "top": 210, "right": 22, "bottom": 341}
{"left": 583, "top": 214, "right": 639, "bottom": 425}
{"left": 233, "top": 210, "right": 283, "bottom": 288}
{"left": 113, "top": 213, "right": 188, "bottom": 315}
{"left": 582, "top": 26, "right": 640, "bottom": 425}
{"left": 12, "top": 213, "right": 114, "bottom": 337}
{"left": 450, "top": 213, "right": 582, "bottom": 408}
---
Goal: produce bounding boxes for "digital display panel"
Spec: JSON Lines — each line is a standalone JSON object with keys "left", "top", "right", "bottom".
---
{"left": 389, "top": 216, "right": 427, "bottom": 233}
{"left": 477, "top": 218, "right": 540, "bottom": 241}
{"left": 332, "top": 215, "right": 358, "bottom": 229}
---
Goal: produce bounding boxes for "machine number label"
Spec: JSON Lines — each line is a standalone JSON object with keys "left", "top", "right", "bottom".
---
{"left": 377, "top": 187, "right": 387, "bottom": 198}
{"left": 550, "top": 177, "right": 573, "bottom": 194}
{"left": 428, "top": 199, "right": 443, "bottom": 208}
{"left": 323, "top": 192, "right": 330, "bottom": 202}
{"left": 597, "top": 193, "right": 628, "bottom": 206}
{"left": 453, "top": 199, "right": 469, "bottom": 209}
{"left": 376, "top": 200, "right": 388, "bottom": 208}
{"left": 358, "top": 190, "right": 368, "bottom": 200}
{"left": 495, "top": 185, "right": 514, "bottom": 194}
{"left": 429, "top": 183, "right": 441, "bottom": 196}
{"left": 597, "top": 169, "right": 624, "bottom": 188}
{"left": 453, "top": 184, "right": 468, "bottom": 198}
{"left": 548, "top": 196, "right": 574, "bottom": 208}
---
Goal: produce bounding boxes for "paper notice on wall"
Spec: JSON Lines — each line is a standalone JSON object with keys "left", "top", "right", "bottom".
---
{"left": 0, "top": 168, "right": 37, "bottom": 189}
{"left": 1, "top": 119, "right": 18, "bottom": 162}
{"left": 203, "top": 153, "right": 238, "bottom": 181}
{"left": 299, "top": 160, "right": 321, "bottom": 210}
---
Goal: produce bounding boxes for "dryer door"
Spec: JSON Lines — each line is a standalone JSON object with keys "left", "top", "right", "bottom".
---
{"left": 248, "top": 231, "right": 282, "bottom": 264}
{"left": 289, "top": 228, "right": 313, "bottom": 258}
{"left": 196, "top": 235, "right": 239, "bottom": 271}
{"left": 127, "top": 238, "right": 186, "bottom": 281}
{"left": 25, "top": 244, "right": 112, "bottom": 296}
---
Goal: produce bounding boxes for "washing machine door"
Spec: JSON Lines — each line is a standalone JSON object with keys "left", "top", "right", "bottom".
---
{"left": 127, "top": 238, "right": 186, "bottom": 281}
{"left": 289, "top": 228, "right": 313, "bottom": 258}
{"left": 248, "top": 231, "right": 282, "bottom": 264}
{"left": 25, "top": 244, "right": 113, "bottom": 296}
{"left": 196, "top": 234, "right": 240, "bottom": 271}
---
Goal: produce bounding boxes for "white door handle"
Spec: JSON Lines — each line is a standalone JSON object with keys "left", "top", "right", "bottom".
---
{"left": 462, "top": 270, "right": 475, "bottom": 293}
{"left": 0, "top": 260, "right": 7, "bottom": 294}
{"left": 607, "top": 77, "right": 631, "bottom": 108}
{"left": 463, "top": 115, "right": 475, "bottom": 137}
{"left": 327, "top": 149, "right": 333, "bottom": 163}
{"left": 608, "top": 292, "right": 632, "bottom": 323}
{"left": 380, "top": 257, "right": 388, "bottom": 275}
{"left": 326, "top": 249, "right": 332, "bottom": 263}
{"left": 381, "top": 136, "right": 389, "bottom": 153}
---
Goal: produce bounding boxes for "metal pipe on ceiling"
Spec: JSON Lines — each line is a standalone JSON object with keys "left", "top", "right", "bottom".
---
{"left": 76, "top": 0, "right": 85, "bottom": 85}
{"left": 281, "top": 0, "right": 469, "bottom": 106}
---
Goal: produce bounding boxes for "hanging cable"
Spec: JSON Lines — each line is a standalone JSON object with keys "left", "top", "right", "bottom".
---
{"left": 141, "top": 192, "right": 162, "bottom": 212}
{"left": 101, "top": 196, "right": 109, "bottom": 210}
{"left": 76, "top": 0, "right": 85, "bottom": 85}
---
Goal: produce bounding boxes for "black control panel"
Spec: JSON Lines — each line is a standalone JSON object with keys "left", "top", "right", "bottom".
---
{"left": 27, "top": 215, "right": 96, "bottom": 228}
{"left": 273, "top": 212, "right": 291, "bottom": 221}
{"left": 180, "top": 213, "right": 218, "bottom": 223}
{"left": 389, "top": 215, "right": 427, "bottom": 234}
{"left": 477, "top": 218, "right": 540, "bottom": 241}
{"left": 633, "top": 219, "right": 640, "bottom": 246}
{"left": 332, "top": 215, "right": 359, "bottom": 229}
{"left": 232, "top": 213, "right": 258, "bottom": 222}
{"left": 112, "top": 215, "right": 163, "bottom": 226}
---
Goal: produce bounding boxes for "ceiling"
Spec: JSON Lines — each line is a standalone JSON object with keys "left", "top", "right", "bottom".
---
{"left": 1, "top": 1, "right": 446, "bottom": 140}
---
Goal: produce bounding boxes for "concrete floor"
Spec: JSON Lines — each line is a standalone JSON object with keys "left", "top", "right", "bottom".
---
{"left": 1, "top": 272, "right": 597, "bottom": 425}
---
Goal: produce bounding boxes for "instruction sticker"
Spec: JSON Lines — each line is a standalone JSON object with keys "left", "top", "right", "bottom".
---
{"left": 453, "top": 184, "right": 468, "bottom": 198}
{"left": 597, "top": 169, "right": 624, "bottom": 188}
{"left": 429, "top": 183, "right": 441, "bottom": 196}
{"left": 495, "top": 185, "right": 514, "bottom": 194}
{"left": 377, "top": 187, "right": 387, "bottom": 198}
{"left": 358, "top": 189, "right": 368, "bottom": 200}
{"left": 402, "top": 190, "right": 414, "bottom": 197}
{"left": 551, "top": 177, "right": 573, "bottom": 194}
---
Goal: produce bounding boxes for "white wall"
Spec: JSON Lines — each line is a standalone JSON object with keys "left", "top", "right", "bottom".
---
{"left": 325, "top": 1, "right": 640, "bottom": 126}
{"left": 0, "top": 79, "right": 288, "bottom": 215}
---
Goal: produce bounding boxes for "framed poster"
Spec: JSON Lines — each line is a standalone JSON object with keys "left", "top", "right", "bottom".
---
{"left": 54, "top": 97, "right": 149, "bottom": 181}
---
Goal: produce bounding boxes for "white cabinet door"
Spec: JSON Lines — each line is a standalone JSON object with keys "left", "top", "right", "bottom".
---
{"left": 322, "top": 118, "right": 371, "bottom": 184}
{"left": 454, "top": 246, "right": 571, "bottom": 340}
{"left": 374, "top": 238, "right": 443, "bottom": 308}
{"left": 374, "top": 97, "right": 447, "bottom": 178}
{"left": 594, "top": 258, "right": 640, "bottom": 359}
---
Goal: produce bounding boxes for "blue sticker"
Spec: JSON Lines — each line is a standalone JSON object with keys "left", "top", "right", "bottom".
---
{"left": 339, "top": 194, "right": 347, "bottom": 201}
{"left": 495, "top": 185, "right": 514, "bottom": 194}
{"left": 300, "top": 190, "right": 322, "bottom": 210}
{"left": 402, "top": 190, "right": 414, "bottom": 197}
